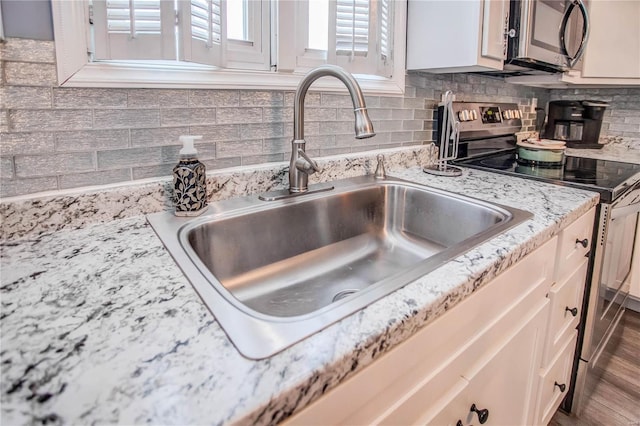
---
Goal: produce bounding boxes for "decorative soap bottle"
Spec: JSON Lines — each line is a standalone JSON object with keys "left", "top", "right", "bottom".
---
{"left": 173, "top": 135, "right": 208, "bottom": 216}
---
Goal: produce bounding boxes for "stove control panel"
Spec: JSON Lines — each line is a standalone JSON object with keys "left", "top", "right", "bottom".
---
{"left": 438, "top": 101, "right": 523, "bottom": 140}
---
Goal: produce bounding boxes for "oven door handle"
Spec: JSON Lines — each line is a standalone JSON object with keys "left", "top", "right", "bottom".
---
{"left": 560, "top": 0, "right": 590, "bottom": 68}
{"left": 610, "top": 202, "right": 640, "bottom": 220}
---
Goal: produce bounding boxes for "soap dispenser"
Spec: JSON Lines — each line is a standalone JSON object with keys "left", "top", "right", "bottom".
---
{"left": 173, "top": 135, "right": 208, "bottom": 216}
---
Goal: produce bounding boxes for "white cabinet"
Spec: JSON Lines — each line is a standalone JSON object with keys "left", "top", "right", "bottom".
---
{"left": 628, "top": 219, "right": 640, "bottom": 308}
{"left": 286, "top": 237, "right": 557, "bottom": 425}
{"left": 581, "top": 0, "right": 640, "bottom": 80}
{"left": 406, "top": 0, "right": 508, "bottom": 72}
{"left": 285, "top": 208, "right": 596, "bottom": 426}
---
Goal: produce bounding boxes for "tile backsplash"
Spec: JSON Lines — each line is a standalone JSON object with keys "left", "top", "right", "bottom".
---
{"left": 1, "top": 37, "right": 553, "bottom": 198}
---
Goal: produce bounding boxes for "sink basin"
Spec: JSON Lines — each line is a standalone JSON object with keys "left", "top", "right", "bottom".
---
{"left": 148, "top": 175, "right": 532, "bottom": 359}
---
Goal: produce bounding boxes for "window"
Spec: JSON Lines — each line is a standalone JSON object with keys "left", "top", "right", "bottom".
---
{"left": 51, "top": 0, "right": 406, "bottom": 94}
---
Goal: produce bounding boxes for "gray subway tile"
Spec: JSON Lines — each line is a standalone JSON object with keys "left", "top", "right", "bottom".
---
{"left": 1, "top": 157, "right": 15, "bottom": 179}
{"left": 364, "top": 96, "right": 381, "bottom": 108}
{"left": 132, "top": 163, "right": 174, "bottom": 180}
{"left": 15, "top": 152, "right": 96, "bottom": 178}
{"left": 131, "top": 127, "right": 189, "bottom": 147}
{"left": 304, "top": 108, "right": 337, "bottom": 122}
{"left": 10, "top": 110, "right": 93, "bottom": 131}
{"left": 4, "top": 62, "right": 57, "bottom": 86}
{"left": 263, "top": 107, "right": 293, "bottom": 123}
{"left": 98, "top": 146, "right": 179, "bottom": 170}
{"left": 201, "top": 157, "right": 242, "bottom": 170}
{"left": 161, "top": 108, "right": 216, "bottom": 126}
{"left": 403, "top": 120, "right": 424, "bottom": 131}
{"left": 609, "top": 123, "right": 640, "bottom": 132}
{"left": 284, "top": 121, "right": 318, "bottom": 136}
{"left": 242, "top": 153, "right": 285, "bottom": 166}
{"left": 217, "top": 139, "right": 263, "bottom": 158}
{"left": 1, "top": 86, "right": 52, "bottom": 109}
{"left": 262, "top": 137, "right": 291, "bottom": 154}
{"left": 53, "top": 88, "right": 128, "bottom": 108}
{"left": 0, "top": 132, "right": 55, "bottom": 155}
{"left": 413, "top": 131, "right": 432, "bottom": 142}
{"left": 285, "top": 91, "right": 321, "bottom": 106}
{"left": 374, "top": 120, "right": 403, "bottom": 132}
{"left": 216, "top": 107, "right": 262, "bottom": 124}
{"left": 0, "top": 39, "right": 55, "bottom": 63}
{"left": 403, "top": 97, "right": 425, "bottom": 109}
{"left": 366, "top": 108, "right": 393, "bottom": 120}
{"left": 378, "top": 97, "right": 405, "bottom": 109}
{"left": 94, "top": 109, "right": 160, "bottom": 129}
{"left": 240, "top": 123, "right": 284, "bottom": 140}
{"left": 0, "top": 111, "right": 8, "bottom": 133}
{"left": 390, "top": 131, "right": 414, "bottom": 143}
{"left": 1, "top": 176, "right": 58, "bottom": 198}
{"left": 321, "top": 94, "right": 353, "bottom": 107}
{"left": 317, "top": 121, "right": 353, "bottom": 135}
{"left": 188, "top": 124, "right": 240, "bottom": 142}
{"left": 305, "top": 135, "right": 336, "bottom": 148}
{"left": 127, "top": 89, "right": 189, "bottom": 108}
{"left": 190, "top": 90, "right": 239, "bottom": 107}
{"left": 55, "top": 129, "right": 130, "bottom": 152}
{"left": 392, "top": 109, "right": 414, "bottom": 120}
{"left": 59, "top": 169, "right": 132, "bottom": 189}
{"left": 240, "top": 90, "right": 284, "bottom": 106}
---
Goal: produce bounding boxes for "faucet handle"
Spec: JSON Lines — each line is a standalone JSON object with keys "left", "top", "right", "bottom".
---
{"left": 374, "top": 154, "right": 386, "bottom": 179}
{"left": 295, "top": 148, "right": 321, "bottom": 175}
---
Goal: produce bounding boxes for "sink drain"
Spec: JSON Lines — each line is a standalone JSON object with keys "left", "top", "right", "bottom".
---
{"left": 332, "top": 289, "right": 359, "bottom": 302}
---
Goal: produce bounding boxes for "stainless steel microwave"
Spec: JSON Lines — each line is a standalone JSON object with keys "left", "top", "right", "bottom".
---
{"left": 506, "top": 0, "right": 590, "bottom": 73}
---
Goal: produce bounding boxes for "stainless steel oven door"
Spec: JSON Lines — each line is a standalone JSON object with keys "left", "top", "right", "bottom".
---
{"left": 587, "top": 183, "right": 640, "bottom": 366}
{"left": 510, "top": 0, "right": 589, "bottom": 70}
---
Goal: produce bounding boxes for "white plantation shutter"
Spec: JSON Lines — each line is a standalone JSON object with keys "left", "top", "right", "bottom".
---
{"left": 92, "top": 0, "right": 176, "bottom": 60}
{"left": 377, "top": 0, "right": 393, "bottom": 75}
{"left": 328, "top": 0, "right": 394, "bottom": 77}
{"left": 180, "top": 0, "right": 226, "bottom": 67}
{"left": 335, "top": 0, "right": 370, "bottom": 57}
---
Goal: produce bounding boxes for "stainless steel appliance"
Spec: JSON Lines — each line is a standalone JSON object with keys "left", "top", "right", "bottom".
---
{"left": 506, "top": 0, "right": 590, "bottom": 73}
{"left": 544, "top": 100, "right": 609, "bottom": 149}
{"left": 436, "top": 101, "right": 640, "bottom": 415}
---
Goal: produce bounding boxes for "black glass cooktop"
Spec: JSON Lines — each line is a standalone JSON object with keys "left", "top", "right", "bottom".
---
{"left": 456, "top": 150, "right": 640, "bottom": 202}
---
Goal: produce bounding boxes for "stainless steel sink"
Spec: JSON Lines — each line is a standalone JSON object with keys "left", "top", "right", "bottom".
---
{"left": 147, "top": 175, "right": 532, "bottom": 359}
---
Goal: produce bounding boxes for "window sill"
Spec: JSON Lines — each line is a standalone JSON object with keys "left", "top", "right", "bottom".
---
{"left": 61, "top": 62, "right": 406, "bottom": 96}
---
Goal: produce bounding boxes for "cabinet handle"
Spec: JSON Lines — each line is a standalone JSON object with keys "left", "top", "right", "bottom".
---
{"left": 576, "top": 238, "right": 589, "bottom": 248}
{"left": 470, "top": 404, "right": 489, "bottom": 424}
{"left": 554, "top": 382, "right": 567, "bottom": 392}
{"left": 565, "top": 306, "right": 578, "bottom": 317}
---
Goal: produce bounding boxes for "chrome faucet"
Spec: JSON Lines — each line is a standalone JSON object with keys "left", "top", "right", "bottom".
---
{"left": 289, "top": 65, "right": 376, "bottom": 193}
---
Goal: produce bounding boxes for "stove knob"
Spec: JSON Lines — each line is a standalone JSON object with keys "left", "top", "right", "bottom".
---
{"left": 514, "top": 109, "right": 522, "bottom": 119}
{"left": 457, "top": 111, "right": 465, "bottom": 121}
{"left": 502, "top": 110, "right": 511, "bottom": 120}
{"left": 458, "top": 110, "right": 471, "bottom": 121}
{"left": 470, "top": 110, "right": 478, "bottom": 120}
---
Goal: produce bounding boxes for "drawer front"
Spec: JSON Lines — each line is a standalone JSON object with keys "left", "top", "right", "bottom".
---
{"left": 555, "top": 207, "right": 595, "bottom": 281}
{"left": 536, "top": 331, "right": 578, "bottom": 426}
{"left": 543, "top": 259, "right": 588, "bottom": 366}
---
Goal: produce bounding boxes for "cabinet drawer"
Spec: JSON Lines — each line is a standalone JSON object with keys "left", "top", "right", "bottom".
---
{"left": 536, "top": 331, "right": 578, "bottom": 426}
{"left": 543, "top": 259, "right": 588, "bottom": 366}
{"left": 555, "top": 207, "right": 595, "bottom": 281}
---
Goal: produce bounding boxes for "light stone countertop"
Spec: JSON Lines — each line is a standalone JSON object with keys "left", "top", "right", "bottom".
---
{"left": 0, "top": 164, "right": 600, "bottom": 426}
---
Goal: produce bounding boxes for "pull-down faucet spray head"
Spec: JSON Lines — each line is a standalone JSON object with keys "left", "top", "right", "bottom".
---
{"left": 354, "top": 107, "right": 375, "bottom": 139}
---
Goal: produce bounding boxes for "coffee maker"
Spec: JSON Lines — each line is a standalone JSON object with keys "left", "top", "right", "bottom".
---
{"left": 544, "top": 100, "right": 609, "bottom": 149}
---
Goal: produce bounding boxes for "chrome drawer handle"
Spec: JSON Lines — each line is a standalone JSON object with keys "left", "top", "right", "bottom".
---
{"left": 555, "top": 381, "right": 567, "bottom": 392}
{"left": 566, "top": 306, "right": 578, "bottom": 317}
{"left": 576, "top": 238, "right": 589, "bottom": 248}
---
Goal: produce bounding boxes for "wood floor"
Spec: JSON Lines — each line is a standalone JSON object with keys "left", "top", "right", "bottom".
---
{"left": 550, "top": 309, "right": 640, "bottom": 426}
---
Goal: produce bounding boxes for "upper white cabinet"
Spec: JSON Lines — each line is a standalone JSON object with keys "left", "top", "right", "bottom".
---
{"left": 406, "top": 0, "right": 509, "bottom": 72}
{"left": 581, "top": 0, "right": 640, "bottom": 79}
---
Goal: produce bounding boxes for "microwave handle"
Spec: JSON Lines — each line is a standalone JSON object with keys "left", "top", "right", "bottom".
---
{"left": 560, "top": 0, "right": 590, "bottom": 68}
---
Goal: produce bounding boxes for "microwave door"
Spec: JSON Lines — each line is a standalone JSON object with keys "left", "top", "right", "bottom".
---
{"left": 520, "top": 0, "right": 566, "bottom": 68}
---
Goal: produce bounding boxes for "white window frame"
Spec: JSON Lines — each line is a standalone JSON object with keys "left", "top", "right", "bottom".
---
{"left": 51, "top": 0, "right": 406, "bottom": 95}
